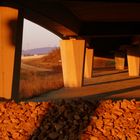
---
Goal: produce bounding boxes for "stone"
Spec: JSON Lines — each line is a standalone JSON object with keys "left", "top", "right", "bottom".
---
{"left": 74, "top": 115, "right": 80, "bottom": 120}
{"left": 90, "top": 136, "right": 99, "bottom": 140}
{"left": 48, "top": 132, "right": 59, "bottom": 139}
{"left": 54, "top": 123, "right": 63, "bottom": 131}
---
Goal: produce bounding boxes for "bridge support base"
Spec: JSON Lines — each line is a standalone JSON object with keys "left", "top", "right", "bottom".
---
{"left": 115, "top": 51, "right": 125, "bottom": 70}
{"left": 127, "top": 47, "right": 140, "bottom": 76}
{"left": 60, "top": 39, "right": 85, "bottom": 87}
{"left": 0, "top": 7, "right": 23, "bottom": 99}
{"left": 84, "top": 48, "right": 94, "bottom": 78}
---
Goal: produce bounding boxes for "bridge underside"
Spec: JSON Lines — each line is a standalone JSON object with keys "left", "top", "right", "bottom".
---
{"left": 1, "top": 1, "right": 140, "bottom": 100}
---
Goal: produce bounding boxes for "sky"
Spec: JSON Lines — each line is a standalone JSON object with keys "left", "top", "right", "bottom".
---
{"left": 22, "top": 19, "right": 61, "bottom": 50}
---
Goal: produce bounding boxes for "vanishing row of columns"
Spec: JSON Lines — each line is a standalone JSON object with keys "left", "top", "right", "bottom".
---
{"left": 60, "top": 40, "right": 140, "bottom": 88}
{"left": 115, "top": 47, "right": 140, "bottom": 76}
{"left": 0, "top": 7, "right": 140, "bottom": 99}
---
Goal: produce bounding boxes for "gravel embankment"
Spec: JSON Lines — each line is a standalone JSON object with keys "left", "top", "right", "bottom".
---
{"left": 0, "top": 99, "right": 139, "bottom": 140}
{"left": 82, "top": 99, "right": 140, "bottom": 140}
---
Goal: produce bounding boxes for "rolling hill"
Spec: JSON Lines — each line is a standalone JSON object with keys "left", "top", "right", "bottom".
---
{"left": 22, "top": 47, "right": 57, "bottom": 55}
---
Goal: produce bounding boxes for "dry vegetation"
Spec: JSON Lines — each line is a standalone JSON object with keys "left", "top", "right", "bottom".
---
{"left": 22, "top": 48, "right": 61, "bottom": 70}
{"left": 20, "top": 72, "right": 63, "bottom": 99}
{"left": 20, "top": 48, "right": 63, "bottom": 99}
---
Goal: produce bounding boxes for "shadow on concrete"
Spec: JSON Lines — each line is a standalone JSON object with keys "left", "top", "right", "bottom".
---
{"left": 84, "top": 76, "right": 140, "bottom": 86}
{"left": 0, "top": 18, "right": 17, "bottom": 101}
{"left": 83, "top": 85, "right": 140, "bottom": 102}
{"left": 8, "top": 19, "right": 22, "bottom": 101}
{"left": 93, "top": 66, "right": 115, "bottom": 70}
{"left": 107, "top": 97, "right": 140, "bottom": 101}
{"left": 8, "top": 19, "right": 17, "bottom": 46}
{"left": 93, "top": 67, "right": 115, "bottom": 72}
{"left": 93, "top": 69, "right": 128, "bottom": 78}
{"left": 0, "top": 16, "right": 23, "bottom": 101}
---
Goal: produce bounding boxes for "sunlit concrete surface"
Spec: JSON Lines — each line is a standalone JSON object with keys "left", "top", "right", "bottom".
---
{"left": 60, "top": 39, "right": 85, "bottom": 87}
{"left": 127, "top": 47, "right": 140, "bottom": 76}
{"left": 30, "top": 68, "right": 140, "bottom": 102}
{"left": 84, "top": 48, "right": 94, "bottom": 78}
{"left": 0, "top": 7, "right": 22, "bottom": 99}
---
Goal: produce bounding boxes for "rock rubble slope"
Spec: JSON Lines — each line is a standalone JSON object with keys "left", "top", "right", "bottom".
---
{"left": 0, "top": 99, "right": 139, "bottom": 140}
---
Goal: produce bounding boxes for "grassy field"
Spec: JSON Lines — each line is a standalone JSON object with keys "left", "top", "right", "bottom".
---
{"left": 19, "top": 48, "right": 63, "bottom": 99}
{"left": 20, "top": 48, "right": 115, "bottom": 99}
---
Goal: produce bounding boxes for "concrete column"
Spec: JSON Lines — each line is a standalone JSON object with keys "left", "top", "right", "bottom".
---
{"left": 60, "top": 39, "right": 85, "bottom": 87}
{"left": 0, "top": 7, "right": 23, "bottom": 99}
{"left": 127, "top": 46, "right": 140, "bottom": 76}
{"left": 84, "top": 48, "right": 94, "bottom": 78}
{"left": 115, "top": 51, "right": 125, "bottom": 70}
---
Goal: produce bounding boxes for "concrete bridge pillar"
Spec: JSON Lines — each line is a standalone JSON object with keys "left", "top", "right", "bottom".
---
{"left": 115, "top": 51, "right": 125, "bottom": 70}
{"left": 60, "top": 39, "right": 85, "bottom": 87}
{"left": 127, "top": 46, "right": 140, "bottom": 76}
{"left": 0, "top": 7, "right": 23, "bottom": 99}
{"left": 84, "top": 48, "right": 94, "bottom": 78}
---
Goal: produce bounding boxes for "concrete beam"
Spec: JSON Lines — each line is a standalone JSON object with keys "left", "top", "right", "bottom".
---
{"left": 60, "top": 39, "right": 85, "bottom": 87}
{"left": 84, "top": 48, "right": 94, "bottom": 78}
{"left": 115, "top": 51, "right": 125, "bottom": 70}
{"left": 0, "top": 7, "right": 23, "bottom": 99}
{"left": 127, "top": 46, "right": 140, "bottom": 76}
{"left": 21, "top": 1, "right": 81, "bottom": 37}
{"left": 80, "top": 22, "right": 140, "bottom": 37}
{"left": 1, "top": 1, "right": 81, "bottom": 38}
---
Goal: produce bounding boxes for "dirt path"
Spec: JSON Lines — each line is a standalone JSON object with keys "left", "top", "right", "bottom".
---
{"left": 21, "top": 55, "right": 46, "bottom": 60}
{"left": 21, "top": 63, "right": 52, "bottom": 72}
